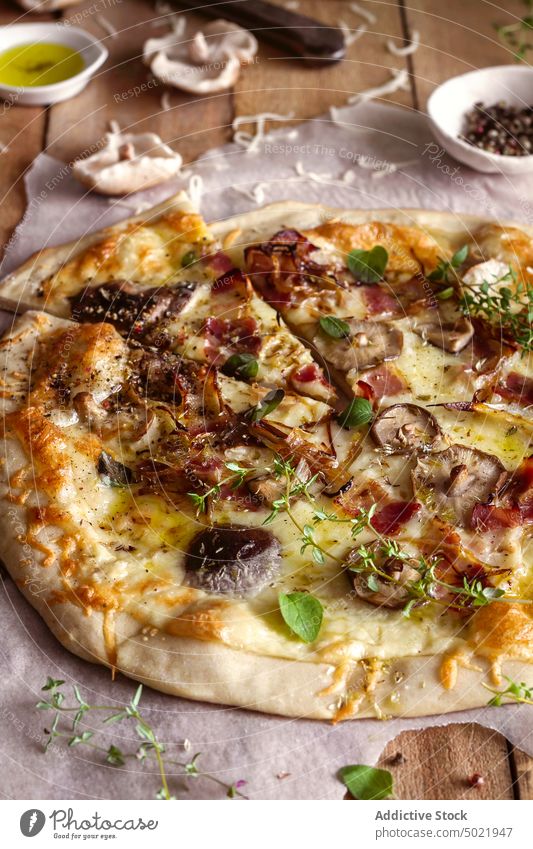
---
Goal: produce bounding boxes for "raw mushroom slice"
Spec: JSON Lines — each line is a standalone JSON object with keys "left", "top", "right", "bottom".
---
{"left": 143, "top": 18, "right": 258, "bottom": 95}
{"left": 72, "top": 132, "right": 183, "bottom": 196}
{"left": 371, "top": 404, "right": 443, "bottom": 455}
{"left": 412, "top": 444, "right": 508, "bottom": 527}
{"left": 346, "top": 542, "right": 421, "bottom": 609}
{"left": 313, "top": 319, "right": 403, "bottom": 372}
{"left": 184, "top": 525, "right": 281, "bottom": 596}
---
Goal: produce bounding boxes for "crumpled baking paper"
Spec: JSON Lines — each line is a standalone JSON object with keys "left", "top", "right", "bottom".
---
{"left": 1, "top": 101, "right": 532, "bottom": 800}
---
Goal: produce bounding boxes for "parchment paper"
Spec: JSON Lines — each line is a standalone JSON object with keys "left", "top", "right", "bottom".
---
{"left": 1, "top": 102, "right": 532, "bottom": 800}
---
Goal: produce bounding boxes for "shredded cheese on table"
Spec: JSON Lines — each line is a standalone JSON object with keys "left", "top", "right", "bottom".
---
{"left": 348, "top": 68, "right": 410, "bottom": 104}
{"left": 95, "top": 14, "right": 118, "bottom": 39}
{"left": 349, "top": 1, "right": 377, "bottom": 24}
{"left": 386, "top": 30, "right": 420, "bottom": 56}
{"left": 160, "top": 92, "right": 171, "bottom": 111}
{"left": 339, "top": 21, "right": 368, "bottom": 47}
{"left": 232, "top": 112, "right": 295, "bottom": 153}
{"left": 187, "top": 174, "right": 204, "bottom": 209}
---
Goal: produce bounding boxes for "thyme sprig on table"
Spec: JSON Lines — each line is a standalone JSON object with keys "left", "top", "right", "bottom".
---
{"left": 460, "top": 267, "right": 533, "bottom": 354}
{"left": 37, "top": 679, "right": 247, "bottom": 800}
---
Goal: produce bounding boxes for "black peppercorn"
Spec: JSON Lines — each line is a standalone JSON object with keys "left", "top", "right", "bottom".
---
{"left": 460, "top": 101, "right": 533, "bottom": 156}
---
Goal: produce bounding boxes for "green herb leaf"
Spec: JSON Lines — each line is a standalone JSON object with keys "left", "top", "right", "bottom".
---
{"left": 68, "top": 730, "right": 94, "bottom": 747}
{"left": 222, "top": 352, "right": 259, "bottom": 380}
{"left": 347, "top": 246, "right": 389, "bottom": 283}
{"left": 337, "top": 397, "right": 373, "bottom": 429}
{"left": 339, "top": 764, "right": 394, "bottom": 800}
{"left": 106, "top": 744, "right": 125, "bottom": 766}
{"left": 428, "top": 245, "right": 468, "bottom": 283}
{"left": 42, "top": 677, "right": 65, "bottom": 691}
{"left": 436, "top": 286, "right": 454, "bottom": 300}
{"left": 319, "top": 315, "right": 351, "bottom": 338}
{"left": 246, "top": 388, "right": 285, "bottom": 422}
{"left": 181, "top": 250, "right": 196, "bottom": 268}
{"left": 279, "top": 592, "right": 323, "bottom": 643}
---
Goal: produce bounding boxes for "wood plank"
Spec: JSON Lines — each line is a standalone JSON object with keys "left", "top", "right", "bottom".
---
{"left": 0, "top": 7, "right": 50, "bottom": 260}
{"left": 401, "top": 0, "right": 528, "bottom": 107}
{"left": 378, "top": 724, "right": 515, "bottom": 800}
{"left": 509, "top": 746, "right": 533, "bottom": 800}
{"left": 234, "top": 0, "right": 413, "bottom": 132}
{"left": 46, "top": 0, "right": 233, "bottom": 165}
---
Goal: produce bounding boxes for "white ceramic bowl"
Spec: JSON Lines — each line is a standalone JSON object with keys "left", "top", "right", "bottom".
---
{"left": 0, "top": 23, "right": 108, "bottom": 106}
{"left": 427, "top": 65, "right": 533, "bottom": 174}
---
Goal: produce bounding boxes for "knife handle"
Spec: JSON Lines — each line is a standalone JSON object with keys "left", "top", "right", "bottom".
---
{"left": 171, "top": 0, "right": 345, "bottom": 65}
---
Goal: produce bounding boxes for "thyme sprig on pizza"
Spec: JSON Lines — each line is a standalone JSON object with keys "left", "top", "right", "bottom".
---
{"left": 1, "top": 196, "right": 532, "bottom": 720}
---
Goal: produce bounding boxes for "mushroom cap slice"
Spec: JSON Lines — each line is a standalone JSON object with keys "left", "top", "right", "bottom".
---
{"left": 184, "top": 525, "right": 282, "bottom": 596}
{"left": 144, "top": 18, "right": 258, "bottom": 95}
{"left": 414, "top": 314, "right": 474, "bottom": 354}
{"left": 412, "top": 444, "right": 508, "bottom": 527}
{"left": 72, "top": 132, "right": 183, "bottom": 196}
{"left": 346, "top": 543, "right": 421, "bottom": 609}
{"left": 371, "top": 403, "right": 443, "bottom": 455}
{"left": 313, "top": 319, "right": 403, "bottom": 372}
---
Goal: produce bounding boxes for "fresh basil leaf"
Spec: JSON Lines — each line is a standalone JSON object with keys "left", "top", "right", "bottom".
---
{"left": 337, "top": 397, "right": 373, "bottom": 429}
{"left": 181, "top": 250, "right": 196, "bottom": 268}
{"left": 279, "top": 591, "right": 323, "bottom": 643}
{"left": 339, "top": 765, "right": 394, "bottom": 800}
{"left": 347, "top": 246, "right": 388, "bottom": 283}
{"left": 246, "top": 389, "right": 285, "bottom": 422}
{"left": 222, "top": 352, "right": 259, "bottom": 380}
{"left": 451, "top": 244, "right": 469, "bottom": 267}
{"left": 319, "top": 315, "right": 351, "bottom": 339}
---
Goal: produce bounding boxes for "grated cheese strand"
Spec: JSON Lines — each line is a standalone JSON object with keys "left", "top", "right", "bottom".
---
{"left": 232, "top": 112, "right": 295, "bottom": 153}
{"left": 95, "top": 14, "right": 118, "bottom": 39}
{"left": 339, "top": 21, "right": 368, "bottom": 47}
{"left": 348, "top": 68, "right": 409, "bottom": 105}
{"left": 349, "top": 1, "right": 377, "bottom": 24}
{"left": 234, "top": 183, "right": 269, "bottom": 204}
{"left": 188, "top": 174, "right": 204, "bottom": 209}
{"left": 386, "top": 30, "right": 420, "bottom": 56}
{"left": 160, "top": 91, "right": 171, "bottom": 111}
{"left": 108, "top": 120, "right": 121, "bottom": 134}
{"left": 294, "top": 161, "right": 333, "bottom": 184}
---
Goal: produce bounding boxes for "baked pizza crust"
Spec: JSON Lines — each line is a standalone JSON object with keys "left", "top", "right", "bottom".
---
{"left": 1, "top": 198, "right": 533, "bottom": 720}
{"left": 0, "top": 191, "right": 198, "bottom": 317}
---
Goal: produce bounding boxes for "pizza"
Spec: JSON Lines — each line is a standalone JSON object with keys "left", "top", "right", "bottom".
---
{"left": 0, "top": 197, "right": 532, "bottom": 721}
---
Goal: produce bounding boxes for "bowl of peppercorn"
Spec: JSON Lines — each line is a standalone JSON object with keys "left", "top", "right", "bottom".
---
{"left": 427, "top": 65, "right": 533, "bottom": 174}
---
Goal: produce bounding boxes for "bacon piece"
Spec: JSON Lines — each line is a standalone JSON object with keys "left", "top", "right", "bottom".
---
{"left": 204, "top": 316, "right": 261, "bottom": 362}
{"left": 471, "top": 503, "right": 522, "bottom": 530}
{"left": 495, "top": 372, "right": 533, "bottom": 406}
{"left": 211, "top": 267, "right": 248, "bottom": 295}
{"left": 370, "top": 500, "right": 421, "bottom": 535}
{"left": 204, "top": 250, "right": 234, "bottom": 275}
{"left": 361, "top": 285, "right": 401, "bottom": 317}
{"left": 358, "top": 365, "right": 406, "bottom": 400}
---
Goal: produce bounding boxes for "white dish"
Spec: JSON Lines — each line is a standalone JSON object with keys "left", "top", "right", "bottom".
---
{"left": 0, "top": 23, "right": 108, "bottom": 106}
{"left": 427, "top": 65, "right": 533, "bottom": 175}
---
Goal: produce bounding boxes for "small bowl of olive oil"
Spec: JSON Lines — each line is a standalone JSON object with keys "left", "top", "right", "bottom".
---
{"left": 0, "top": 23, "right": 108, "bottom": 105}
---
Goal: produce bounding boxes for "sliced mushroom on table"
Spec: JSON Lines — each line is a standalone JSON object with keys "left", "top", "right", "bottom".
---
{"left": 412, "top": 444, "right": 508, "bottom": 527}
{"left": 144, "top": 19, "right": 258, "bottom": 95}
{"left": 371, "top": 403, "right": 443, "bottom": 454}
{"left": 72, "top": 132, "right": 183, "bottom": 196}
{"left": 184, "top": 525, "right": 282, "bottom": 596}
{"left": 346, "top": 543, "right": 421, "bottom": 609}
{"left": 313, "top": 319, "right": 403, "bottom": 372}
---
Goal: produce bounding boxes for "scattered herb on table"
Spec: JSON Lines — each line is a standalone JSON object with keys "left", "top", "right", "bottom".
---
{"left": 494, "top": 0, "right": 533, "bottom": 62}
{"left": 339, "top": 764, "right": 394, "bottom": 800}
{"left": 37, "top": 678, "right": 247, "bottom": 800}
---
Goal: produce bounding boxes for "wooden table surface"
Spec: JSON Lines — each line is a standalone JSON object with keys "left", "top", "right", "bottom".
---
{"left": 0, "top": 0, "right": 532, "bottom": 800}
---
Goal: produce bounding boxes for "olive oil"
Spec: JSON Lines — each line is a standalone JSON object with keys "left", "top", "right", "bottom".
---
{"left": 0, "top": 42, "right": 84, "bottom": 87}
